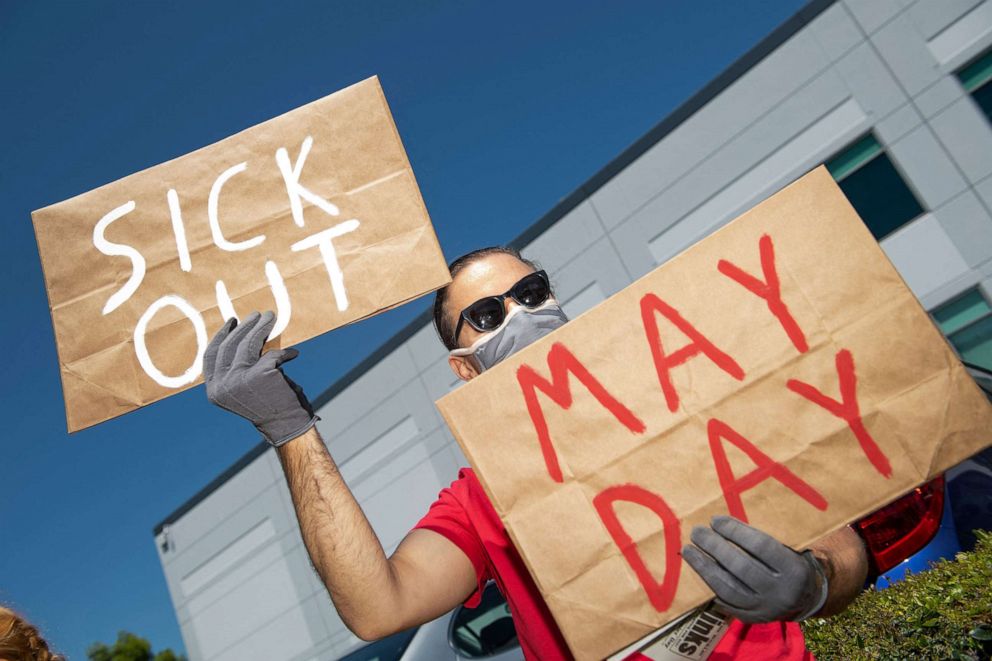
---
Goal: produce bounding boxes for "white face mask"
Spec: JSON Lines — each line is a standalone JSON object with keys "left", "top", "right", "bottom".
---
{"left": 450, "top": 299, "right": 569, "bottom": 371}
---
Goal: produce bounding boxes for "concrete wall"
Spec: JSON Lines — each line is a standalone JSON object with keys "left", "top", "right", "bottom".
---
{"left": 154, "top": 1, "right": 992, "bottom": 658}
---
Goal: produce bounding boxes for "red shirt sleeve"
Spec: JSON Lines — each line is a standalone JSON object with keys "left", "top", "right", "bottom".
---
{"left": 413, "top": 470, "right": 493, "bottom": 607}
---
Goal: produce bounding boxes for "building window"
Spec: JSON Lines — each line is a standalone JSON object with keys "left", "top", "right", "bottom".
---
{"left": 932, "top": 287, "right": 992, "bottom": 371}
{"left": 957, "top": 48, "right": 992, "bottom": 122}
{"left": 826, "top": 134, "right": 924, "bottom": 240}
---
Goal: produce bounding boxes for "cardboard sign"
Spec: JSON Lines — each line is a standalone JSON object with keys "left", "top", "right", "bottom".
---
{"left": 436, "top": 167, "right": 992, "bottom": 660}
{"left": 33, "top": 76, "right": 449, "bottom": 432}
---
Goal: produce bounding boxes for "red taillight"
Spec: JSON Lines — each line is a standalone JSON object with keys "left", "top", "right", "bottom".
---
{"left": 855, "top": 476, "right": 945, "bottom": 574}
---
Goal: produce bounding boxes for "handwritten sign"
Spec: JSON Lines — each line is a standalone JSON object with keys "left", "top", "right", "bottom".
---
{"left": 436, "top": 167, "right": 992, "bottom": 660}
{"left": 33, "top": 77, "right": 450, "bottom": 432}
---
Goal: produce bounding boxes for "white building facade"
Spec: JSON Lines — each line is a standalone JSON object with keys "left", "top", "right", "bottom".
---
{"left": 153, "top": 1, "right": 992, "bottom": 658}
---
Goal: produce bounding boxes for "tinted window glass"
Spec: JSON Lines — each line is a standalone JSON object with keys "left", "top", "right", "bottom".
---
{"left": 933, "top": 288, "right": 992, "bottom": 372}
{"left": 826, "top": 134, "right": 924, "bottom": 239}
{"left": 958, "top": 49, "right": 992, "bottom": 122}
{"left": 972, "top": 82, "right": 992, "bottom": 120}
{"left": 449, "top": 583, "right": 519, "bottom": 658}
{"left": 339, "top": 627, "right": 418, "bottom": 661}
{"left": 950, "top": 314, "right": 992, "bottom": 370}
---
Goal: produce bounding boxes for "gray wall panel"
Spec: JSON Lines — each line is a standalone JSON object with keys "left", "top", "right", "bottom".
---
{"left": 925, "top": 0, "right": 992, "bottom": 69}
{"left": 350, "top": 427, "right": 452, "bottom": 503}
{"left": 887, "top": 123, "right": 969, "bottom": 207}
{"left": 880, "top": 213, "right": 972, "bottom": 298}
{"left": 976, "top": 173, "right": 992, "bottom": 209}
{"left": 914, "top": 77, "right": 966, "bottom": 117}
{"left": 544, "top": 237, "right": 632, "bottom": 310}
{"left": 874, "top": 101, "right": 924, "bottom": 142}
{"left": 358, "top": 451, "right": 451, "bottom": 551}
{"left": 204, "top": 589, "right": 317, "bottom": 661}
{"left": 870, "top": 12, "right": 944, "bottom": 96}
{"left": 647, "top": 99, "right": 869, "bottom": 266}
{"left": 933, "top": 189, "right": 992, "bottom": 266}
{"left": 162, "top": 455, "right": 278, "bottom": 563}
{"left": 844, "top": 0, "right": 903, "bottom": 34}
{"left": 445, "top": 436, "right": 470, "bottom": 470}
{"left": 330, "top": 381, "right": 443, "bottom": 473}
{"left": 590, "top": 31, "right": 830, "bottom": 227}
{"left": 419, "top": 355, "right": 463, "bottom": 402}
{"left": 810, "top": 3, "right": 864, "bottom": 61}
{"left": 278, "top": 530, "right": 326, "bottom": 604}
{"left": 605, "top": 88, "right": 867, "bottom": 275}
{"left": 647, "top": 69, "right": 848, "bottom": 218}
{"left": 834, "top": 42, "right": 910, "bottom": 117}
{"left": 930, "top": 96, "right": 992, "bottom": 183}
{"left": 523, "top": 201, "right": 605, "bottom": 272}
{"left": 607, "top": 212, "right": 660, "bottom": 283}
{"left": 407, "top": 322, "right": 448, "bottom": 373}
{"left": 908, "top": 0, "right": 984, "bottom": 39}
{"left": 315, "top": 345, "right": 418, "bottom": 434}
{"left": 171, "top": 490, "right": 291, "bottom": 605}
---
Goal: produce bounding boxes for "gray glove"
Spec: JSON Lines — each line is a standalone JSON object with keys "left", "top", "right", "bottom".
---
{"left": 204, "top": 310, "right": 317, "bottom": 447}
{"left": 682, "top": 515, "right": 828, "bottom": 623}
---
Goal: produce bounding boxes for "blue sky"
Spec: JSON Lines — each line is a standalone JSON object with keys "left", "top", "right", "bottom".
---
{"left": 0, "top": 1, "right": 806, "bottom": 657}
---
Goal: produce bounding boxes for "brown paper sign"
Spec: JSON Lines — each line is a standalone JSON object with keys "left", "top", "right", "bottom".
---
{"left": 436, "top": 167, "right": 992, "bottom": 660}
{"left": 33, "top": 76, "right": 450, "bottom": 432}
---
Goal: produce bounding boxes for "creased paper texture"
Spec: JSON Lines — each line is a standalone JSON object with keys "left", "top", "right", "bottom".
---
{"left": 33, "top": 76, "right": 450, "bottom": 432}
{"left": 436, "top": 167, "right": 992, "bottom": 660}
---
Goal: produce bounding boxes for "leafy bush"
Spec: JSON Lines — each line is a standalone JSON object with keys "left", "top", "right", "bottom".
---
{"left": 87, "top": 631, "right": 186, "bottom": 661}
{"left": 802, "top": 530, "right": 992, "bottom": 660}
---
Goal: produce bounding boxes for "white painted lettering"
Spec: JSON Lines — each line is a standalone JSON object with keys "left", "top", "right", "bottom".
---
{"left": 134, "top": 295, "right": 207, "bottom": 388}
{"left": 167, "top": 189, "right": 192, "bottom": 272}
{"left": 93, "top": 200, "right": 145, "bottom": 315}
{"left": 275, "top": 136, "right": 340, "bottom": 227}
{"left": 291, "top": 220, "right": 360, "bottom": 311}
{"left": 209, "top": 162, "right": 266, "bottom": 251}
{"left": 214, "top": 260, "right": 292, "bottom": 340}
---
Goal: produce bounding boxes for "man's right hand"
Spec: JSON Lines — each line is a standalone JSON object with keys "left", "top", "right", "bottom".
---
{"left": 204, "top": 310, "right": 317, "bottom": 447}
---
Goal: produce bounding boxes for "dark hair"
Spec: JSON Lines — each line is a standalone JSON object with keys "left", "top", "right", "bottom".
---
{"left": 432, "top": 246, "right": 538, "bottom": 350}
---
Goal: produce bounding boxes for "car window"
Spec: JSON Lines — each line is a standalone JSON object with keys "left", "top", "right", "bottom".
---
{"left": 339, "top": 627, "right": 418, "bottom": 661}
{"left": 448, "top": 582, "right": 519, "bottom": 658}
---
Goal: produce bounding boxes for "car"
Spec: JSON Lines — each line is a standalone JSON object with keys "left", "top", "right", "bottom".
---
{"left": 337, "top": 581, "right": 524, "bottom": 661}
{"left": 337, "top": 367, "right": 992, "bottom": 660}
{"left": 859, "top": 364, "right": 992, "bottom": 588}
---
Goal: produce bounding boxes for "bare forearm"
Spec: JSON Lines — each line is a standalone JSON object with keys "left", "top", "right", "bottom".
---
{"left": 809, "top": 526, "right": 868, "bottom": 617}
{"left": 276, "top": 427, "right": 400, "bottom": 639}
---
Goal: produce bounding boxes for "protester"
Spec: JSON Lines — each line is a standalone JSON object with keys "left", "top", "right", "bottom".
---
{"left": 0, "top": 606, "right": 64, "bottom": 661}
{"left": 205, "top": 246, "right": 868, "bottom": 660}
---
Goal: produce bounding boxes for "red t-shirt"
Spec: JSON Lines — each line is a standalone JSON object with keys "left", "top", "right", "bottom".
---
{"left": 414, "top": 468, "right": 812, "bottom": 661}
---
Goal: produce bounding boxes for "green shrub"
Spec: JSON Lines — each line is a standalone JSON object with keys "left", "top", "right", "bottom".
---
{"left": 802, "top": 530, "right": 992, "bottom": 660}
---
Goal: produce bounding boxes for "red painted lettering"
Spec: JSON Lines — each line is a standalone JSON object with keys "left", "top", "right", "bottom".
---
{"left": 787, "top": 349, "right": 892, "bottom": 478}
{"left": 593, "top": 484, "right": 682, "bottom": 612}
{"left": 518, "top": 342, "right": 646, "bottom": 483}
{"left": 707, "top": 418, "right": 828, "bottom": 522}
{"left": 717, "top": 234, "right": 808, "bottom": 354}
{"left": 640, "top": 293, "right": 745, "bottom": 412}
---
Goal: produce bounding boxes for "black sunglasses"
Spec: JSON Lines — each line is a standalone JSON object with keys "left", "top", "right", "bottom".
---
{"left": 454, "top": 270, "right": 552, "bottom": 341}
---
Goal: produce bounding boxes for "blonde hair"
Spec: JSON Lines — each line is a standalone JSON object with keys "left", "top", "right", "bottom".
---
{"left": 0, "top": 607, "right": 64, "bottom": 661}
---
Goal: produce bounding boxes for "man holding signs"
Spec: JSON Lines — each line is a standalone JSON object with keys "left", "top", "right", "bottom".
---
{"left": 33, "top": 71, "right": 992, "bottom": 658}
{"left": 203, "top": 243, "right": 869, "bottom": 660}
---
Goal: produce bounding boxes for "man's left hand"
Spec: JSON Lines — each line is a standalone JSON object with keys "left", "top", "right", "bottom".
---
{"left": 682, "top": 515, "right": 828, "bottom": 623}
